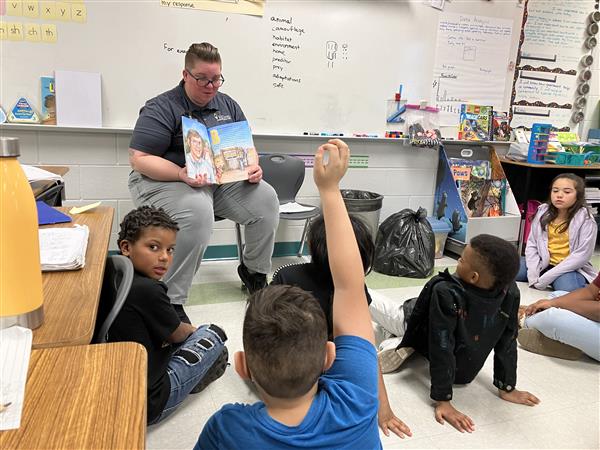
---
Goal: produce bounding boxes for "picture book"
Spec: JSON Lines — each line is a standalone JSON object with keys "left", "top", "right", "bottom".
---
{"left": 448, "top": 158, "right": 491, "bottom": 181}
{"left": 449, "top": 157, "right": 505, "bottom": 217}
{"left": 40, "top": 76, "right": 56, "bottom": 125}
{"left": 458, "top": 178, "right": 505, "bottom": 217}
{"left": 492, "top": 111, "right": 510, "bottom": 141}
{"left": 182, "top": 117, "right": 258, "bottom": 185}
{"left": 458, "top": 104, "right": 493, "bottom": 141}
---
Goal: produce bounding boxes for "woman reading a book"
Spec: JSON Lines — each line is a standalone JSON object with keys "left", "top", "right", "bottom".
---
{"left": 127, "top": 42, "right": 279, "bottom": 323}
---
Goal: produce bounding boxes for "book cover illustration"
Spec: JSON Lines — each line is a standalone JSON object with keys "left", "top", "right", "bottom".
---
{"left": 183, "top": 117, "right": 217, "bottom": 184}
{"left": 450, "top": 158, "right": 504, "bottom": 218}
{"left": 210, "top": 121, "right": 258, "bottom": 184}
{"left": 449, "top": 158, "right": 491, "bottom": 181}
{"left": 492, "top": 111, "right": 510, "bottom": 141}
{"left": 458, "top": 104, "right": 493, "bottom": 141}
{"left": 457, "top": 175, "right": 505, "bottom": 217}
{"left": 40, "top": 76, "right": 56, "bottom": 125}
{"left": 182, "top": 117, "right": 258, "bottom": 185}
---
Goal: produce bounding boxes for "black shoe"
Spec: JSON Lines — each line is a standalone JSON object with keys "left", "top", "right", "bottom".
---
{"left": 237, "top": 264, "right": 267, "bottom": 294}
{"left": 190, "top": 347, "right": 229, "bottom": 394}
{"left": 172, "top": 304, "right": 191, "bottom": 324}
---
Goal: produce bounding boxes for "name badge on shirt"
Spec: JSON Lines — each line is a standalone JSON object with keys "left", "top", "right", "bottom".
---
{"left": 214, "top": 113, "right": 232, "bottom": 122}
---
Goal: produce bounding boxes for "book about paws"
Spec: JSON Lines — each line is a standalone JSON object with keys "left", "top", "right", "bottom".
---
{"left": 182, "top": 116, "right": 258, "bottom": 185}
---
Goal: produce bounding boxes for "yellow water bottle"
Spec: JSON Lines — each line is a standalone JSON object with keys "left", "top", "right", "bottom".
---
{"left": 0, "top": 136, "right": 44, "bottom": 329}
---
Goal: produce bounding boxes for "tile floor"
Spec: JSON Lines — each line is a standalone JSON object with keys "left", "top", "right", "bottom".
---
{"left": 147, "top": 255, "right": 600, "bottom": 449}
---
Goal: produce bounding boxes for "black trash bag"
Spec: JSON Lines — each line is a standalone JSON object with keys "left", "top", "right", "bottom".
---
{"left": 374, "top": 207, "right": 435, "bottom": 278}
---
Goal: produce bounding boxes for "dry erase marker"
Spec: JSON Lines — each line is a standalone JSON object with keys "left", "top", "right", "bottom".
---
{"left": 352, "top": 133, "right": 379, "bottom": 138}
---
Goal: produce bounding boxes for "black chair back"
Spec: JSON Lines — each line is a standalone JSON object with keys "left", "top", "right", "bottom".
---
{"left": 35, "top": 182, "right": 64, "bottom": 206}
{"left": 259, "top": 154, "right": 305, "bottom": 205}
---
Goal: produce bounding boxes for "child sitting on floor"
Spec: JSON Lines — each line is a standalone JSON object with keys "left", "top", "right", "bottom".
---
{"left": 108, "top": 205, "right": 229, "bottom": 425}
{"left": 519, "top": 276, "right": 600, "bottom": 361}
{"left": 195, "top": 139, "right": 383, "bottom": 448}
{"left": 377, "top": 234, "right": 540, "bottom": 433}
{"left": 272, "top": 214, "right": 411, "bottom": 439}
{"left": 516, "top": 173, "right": 597, "bottom": 292}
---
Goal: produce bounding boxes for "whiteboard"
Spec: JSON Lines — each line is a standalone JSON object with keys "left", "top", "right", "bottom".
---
{"left": 0, "top": 0, "right": 524, "bottom": 134}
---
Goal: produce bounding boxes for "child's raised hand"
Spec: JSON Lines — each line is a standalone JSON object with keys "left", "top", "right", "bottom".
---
{"left": 313, "top": 139, "right": 349, "bottom": 191}
{"left": 499, "top": 389, "right": 540, "bottom": 407}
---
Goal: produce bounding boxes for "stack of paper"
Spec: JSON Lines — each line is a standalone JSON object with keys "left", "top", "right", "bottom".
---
{"left": 0, "top": 326, "right": 32, "bottom": 431}
{"left": 38, "top": 225, "right": 89, "bottom": 271}
{"left": 21, "top": 165, "right": 63, "bottom": 183}
{"left": 585, "top": 187, "right": 600, "bottom": 201}
{"left": 279, "top": 202, "right": 316, "bottom": 214}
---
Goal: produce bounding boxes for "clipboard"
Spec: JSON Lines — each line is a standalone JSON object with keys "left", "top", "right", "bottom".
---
{"left": 36, "top": 201, "right": 72, "bottom": 225}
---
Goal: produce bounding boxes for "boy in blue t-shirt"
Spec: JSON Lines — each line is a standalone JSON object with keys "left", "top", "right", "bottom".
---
{"left": 195, "top": 139, "right": 382, "bottom": 449}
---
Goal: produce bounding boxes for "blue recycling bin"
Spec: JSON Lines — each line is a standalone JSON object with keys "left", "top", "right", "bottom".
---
{"left": 426, "top": 217, "right": 452, "bottom": 259}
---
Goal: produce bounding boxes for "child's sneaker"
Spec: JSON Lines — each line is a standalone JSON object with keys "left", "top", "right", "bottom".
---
{"left": 378, "top": 346, "right": 414, "bottom": 374}
{"left": 517, "top": 328, "right": 582, "bottom": 361}
{"left": 191, "top": 347, "right": 229, "bottom": 394}
{"left": 378, "top": 336, "right": 402, "bottom": 353}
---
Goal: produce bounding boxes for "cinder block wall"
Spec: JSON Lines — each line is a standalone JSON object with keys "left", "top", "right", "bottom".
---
{"left": 11, "top": 129, "right": 437, "bottom": 253}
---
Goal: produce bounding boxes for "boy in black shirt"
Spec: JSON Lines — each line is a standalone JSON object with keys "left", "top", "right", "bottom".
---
{"left": 378, "top": 234, "right": 540, "bottom": 433}
{"left": 271, "top": 215, "right": 411, "bottom": 439}
{"left": 108, "top": 206, "right": 228, "bottom": 424}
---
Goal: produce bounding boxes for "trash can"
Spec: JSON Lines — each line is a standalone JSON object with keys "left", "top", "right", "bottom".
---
{"left": 341, "top": 189, "right": 384, "bottom": 242}
{"left": 426, "top": 217, "right": 452, "bottom": 259}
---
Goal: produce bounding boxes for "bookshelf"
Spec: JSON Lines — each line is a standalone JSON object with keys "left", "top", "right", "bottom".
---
{"left": 434, "top": 142, "right": 521, "bottom": 255}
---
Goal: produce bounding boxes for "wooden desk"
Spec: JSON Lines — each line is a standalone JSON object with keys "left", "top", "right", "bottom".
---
{"left": 0, "top": 342, "right": 147, "bottom": 449}
{"left": 499, "top": 157, "right": 600, "bottom": 206}
{"left": 34, "top": 206, "right": 113, "bottom": 349}
{"left": 36, "top": 165, "right": 69, "bottom": 177}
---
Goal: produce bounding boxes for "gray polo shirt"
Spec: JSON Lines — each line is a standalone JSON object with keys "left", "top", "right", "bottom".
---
{"left": 130, "top": 80, "right": 246, "bottom": 168}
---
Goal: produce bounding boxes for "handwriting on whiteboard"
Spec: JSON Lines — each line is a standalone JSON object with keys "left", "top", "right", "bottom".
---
{"left": 431, "top": 13, "right": 513, "bottom": 126}
{"left": 271, "top": 16, "right": 305, "bottom": 89}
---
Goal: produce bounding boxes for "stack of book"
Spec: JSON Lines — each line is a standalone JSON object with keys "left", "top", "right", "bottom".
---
{"left": 585, "top": 187, "right": 600, "bottom": 215}
{"left": 458, "top": 104, "right": 510, "bottom": 142}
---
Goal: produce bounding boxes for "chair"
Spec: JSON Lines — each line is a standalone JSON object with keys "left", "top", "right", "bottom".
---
{"left": 214, "top": 216, "right": 244, "bottom": 264}
{"left": 93, "top": 255, "right": 134, "bottom": 343}
{"left": 35, "top": 182, "right": 64, "bottom": 206}
{"left": 259, "top": 154, "right": 321, "bottom": 257}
